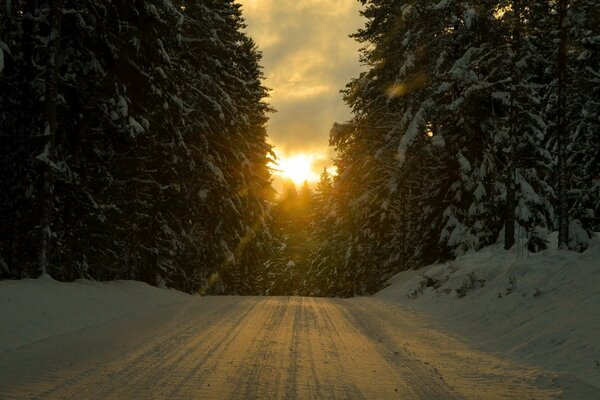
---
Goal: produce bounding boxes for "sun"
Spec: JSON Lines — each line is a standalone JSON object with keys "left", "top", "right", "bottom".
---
{"left": 272, "top": 153, "right": 319, "bottom": 185}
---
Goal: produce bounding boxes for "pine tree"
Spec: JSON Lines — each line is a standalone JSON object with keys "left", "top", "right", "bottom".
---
{"left": 537, "top": 0, "right": 598, "bottom": 251}
{"left": 305, "top": 168, "right": 349, "bottom": 296}
{"left": 263, "top": 181, "right": 313, "bottom": 295}
{"left": 556, "top": 0, "right": 570, "bottom": 249}
{"left": 568, "top": 0, "right": 600, "bottom": 246}
{"left": 0, "top": 0, "right": 275, "bottom": 293}
{"left": 307, "top": 0, "right": 595, "bottom": 297}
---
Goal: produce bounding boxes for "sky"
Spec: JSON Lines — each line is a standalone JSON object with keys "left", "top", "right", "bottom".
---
{"left": 237, "top": 0, "right": 365, "bottom": 188}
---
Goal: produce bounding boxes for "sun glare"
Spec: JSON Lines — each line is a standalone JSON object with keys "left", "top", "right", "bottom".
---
{"left": 272, "top": 153, "right": 319, "bottom": 185}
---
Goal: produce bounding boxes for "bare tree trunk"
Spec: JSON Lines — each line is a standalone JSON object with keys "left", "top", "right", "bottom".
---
{"left": 38, "top": 0, "right": 62, "bottom": 276}
{"left": 557, "top": 0, "right": 569, "bottom": 250}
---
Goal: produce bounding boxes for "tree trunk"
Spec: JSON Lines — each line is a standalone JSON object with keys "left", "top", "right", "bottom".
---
{"left": 38, "top": 0, "right": 62, "bottom": 276}
{"left": 399, "top": 186, "right": 406, "bottom": 271}
{"left": 504, "top": 167, "right": 516, "bottom": 250}
{"left": 504, "top": 0, "right": 522, "bottom": 251}
{"left": 557, "top": 0, "right": 569, "bottom": 250}
{"left": 3, "top": 0, "right": 12, "bottom": 19}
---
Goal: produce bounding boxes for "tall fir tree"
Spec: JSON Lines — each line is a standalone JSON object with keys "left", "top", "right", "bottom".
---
{"left": 306, "top": 0, "right": 598, "bottom": 296}
{"left": 0, "top": 0, "right": 275, "bottom": 293}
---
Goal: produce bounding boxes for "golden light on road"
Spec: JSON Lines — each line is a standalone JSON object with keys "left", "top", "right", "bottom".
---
{"left": 272, "top": 152, "right": 319, "bottom": 185}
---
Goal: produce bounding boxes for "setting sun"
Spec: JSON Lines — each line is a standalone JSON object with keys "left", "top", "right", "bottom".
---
{"left": 272, "top": 153, "right": 319, "bottom": 185}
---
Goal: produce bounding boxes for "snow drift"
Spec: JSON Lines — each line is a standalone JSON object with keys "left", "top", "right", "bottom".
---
{"left": 0, "top": 277, "right": 189, "bottom": 352}
{"left": 376, "top": 233, "right": 600, "bottom": 390}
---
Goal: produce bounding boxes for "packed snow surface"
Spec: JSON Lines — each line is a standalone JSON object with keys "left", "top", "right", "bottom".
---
{"left": 0, "top": 277, "right": 189, "bottom": 352}
{"left": 376, "top": 233, "right": 600, "bottom": 390}
{"left": 0, "top": 295, "right": 588, "bottom": 399}
{"left": 1, "top": 245, "right": 599, "bottom": 398}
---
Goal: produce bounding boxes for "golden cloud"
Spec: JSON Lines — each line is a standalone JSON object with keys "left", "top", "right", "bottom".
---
{"left": 239, "top": 0, "right": 365, "bottom": 154}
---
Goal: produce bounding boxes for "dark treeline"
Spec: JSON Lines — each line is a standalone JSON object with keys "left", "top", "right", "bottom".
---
{"left": 1, "top": 0, "right": 598, "bottom": 298}
{"left": 302, "top": 0, "right": 599, "bottom": 297}
{"left": 0, "top": 0, "right": 274, "bottom": 294}
{"left": 256, "top": 172, "right": 333, "bottom": 296}
{"left": 258, "top": 180, "right": 313, "bottom": 295}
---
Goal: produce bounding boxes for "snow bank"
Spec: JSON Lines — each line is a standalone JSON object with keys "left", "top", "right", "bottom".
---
{"left": 376, "top": 233, "right": 600, "bottom": 390}
{"left": 0, "top": 277, "right": 190, "bottom": 352}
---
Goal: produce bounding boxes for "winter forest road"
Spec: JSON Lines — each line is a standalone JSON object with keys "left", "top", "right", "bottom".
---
{"left": 0, "top": 296, "right": 564, "bottom": 399}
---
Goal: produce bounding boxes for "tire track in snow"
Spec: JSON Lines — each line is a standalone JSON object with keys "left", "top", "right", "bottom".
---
{"left": 0, "top": 296, "right": 562, "bottom": 399}
{"left": 311, "top": 299, "right": 367, "bottom": 399}
{"left": 116, "top": 297, "right": 262, "bottom": 399}
{"left": 0, "top": 297, "right": 255, "bottom": 400}
{"left": 233, "top": 297, "right": 292, "bottom": 399}
{"left": 347, "top": 298, "right": 562, "bottom": 399}
{"left": 337, "top": 299, "right": 462, "bottom": 399}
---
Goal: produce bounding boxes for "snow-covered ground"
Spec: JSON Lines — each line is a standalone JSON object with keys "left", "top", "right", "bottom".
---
{"left": 0, "top": 277, "right": 190, "bottom": 352}
{"left": 1, "top": 294, "right": 584, "bottom": 399}
{"left": 1, "top": 239, "right": 599, "bottom": 398}
{"left": 376, "top": 233, "right": 600, "bottom": 390}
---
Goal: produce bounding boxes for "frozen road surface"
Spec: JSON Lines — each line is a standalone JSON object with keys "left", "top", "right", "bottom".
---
{"left": 0, "top": 296, "right": 570, "bottom": 399}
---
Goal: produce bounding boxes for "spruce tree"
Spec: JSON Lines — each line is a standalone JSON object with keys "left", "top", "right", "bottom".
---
{"left": 0, "top": 0, "right": 275, "bottom": 293}
{"left": 305, "top": 0, "right": 596, "bottom": 297}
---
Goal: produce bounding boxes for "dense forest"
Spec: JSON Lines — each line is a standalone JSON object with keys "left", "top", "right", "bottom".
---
{"left": 303, "top": 0, "right": 599, "bottom": 296}
{"left": 1, "top": 0, "right": 598, "bottom": 297}
{"left": 0, "top": 0, "right": 274, "bottom": 294}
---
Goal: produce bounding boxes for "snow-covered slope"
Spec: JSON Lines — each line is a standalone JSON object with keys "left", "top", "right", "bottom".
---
{"left": 376, "top": 233, "right": 600, "bottom": 390}
{"left": 0, "top": 277, "right": 189, "bottom": 352}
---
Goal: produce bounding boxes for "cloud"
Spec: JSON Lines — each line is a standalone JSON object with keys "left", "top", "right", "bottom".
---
{"left": 238, "top": 0, "right": 365, "bottom": 155}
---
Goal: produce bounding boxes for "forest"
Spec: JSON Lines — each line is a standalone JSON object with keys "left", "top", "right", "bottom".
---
{"left": 0, "top": 0, "right": 598, "bottom": 297}
{"left": 0, "top": 0, "right": 274, "bottom": 294}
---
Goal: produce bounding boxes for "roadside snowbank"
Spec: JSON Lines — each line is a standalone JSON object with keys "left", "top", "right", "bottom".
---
{"left": 376, "top": 233, "right": 600, "bottom": 389}
{"left": 0, "top": 277, "right": 190, "bottom": 352}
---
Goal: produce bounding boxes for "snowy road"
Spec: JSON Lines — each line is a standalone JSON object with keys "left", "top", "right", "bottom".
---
{"left": 0, "top": 296, "right": 563, "bottom": 399}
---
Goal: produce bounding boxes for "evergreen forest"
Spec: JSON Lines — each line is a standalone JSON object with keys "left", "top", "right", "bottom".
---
{"left": 1, "top": 0, "right": 598, "bottom": 297}
{"left": 0, "top": 0, "right": 274, "bottom": 294}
